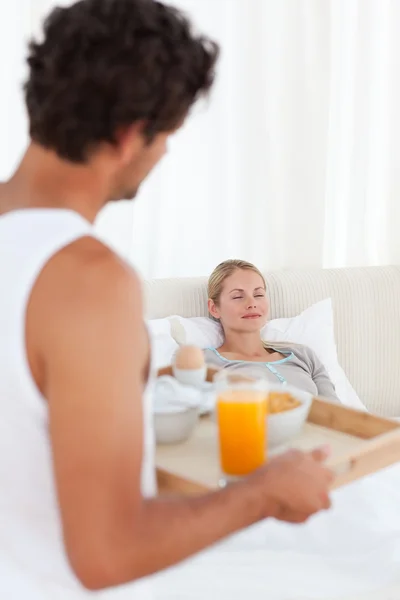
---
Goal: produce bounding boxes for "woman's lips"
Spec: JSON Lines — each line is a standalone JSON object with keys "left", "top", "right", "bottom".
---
{"left": 242, "top": 314, "right": 261, "bottom": 319}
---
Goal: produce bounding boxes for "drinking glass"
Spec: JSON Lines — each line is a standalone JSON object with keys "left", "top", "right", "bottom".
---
{"left": 214, "top": 366, "right": 269, "bottom": 485}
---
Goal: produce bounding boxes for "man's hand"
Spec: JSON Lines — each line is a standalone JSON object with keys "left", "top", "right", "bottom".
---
{"left": 252, "top": 447, "right": 333, "bottom": 523}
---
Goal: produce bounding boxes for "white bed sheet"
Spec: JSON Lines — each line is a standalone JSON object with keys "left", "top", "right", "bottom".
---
{"left": 152, "top": 463, "right": 400, "bottom": 600}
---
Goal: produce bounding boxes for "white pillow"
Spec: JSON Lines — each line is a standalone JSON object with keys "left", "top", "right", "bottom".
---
{"left": 168, "top": 299, "right": 365, "bottom": 411}
{"left": 147, "top": 318, "right": 179, "bottom": 370}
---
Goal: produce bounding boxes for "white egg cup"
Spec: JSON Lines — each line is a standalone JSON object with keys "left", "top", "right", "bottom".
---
{"left": 172, "top": 365, "right": 207, "bottom": 387}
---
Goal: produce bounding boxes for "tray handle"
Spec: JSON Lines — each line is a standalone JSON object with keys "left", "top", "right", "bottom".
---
{"left": 328, "top": 427, "right": 400, "bottom": 489}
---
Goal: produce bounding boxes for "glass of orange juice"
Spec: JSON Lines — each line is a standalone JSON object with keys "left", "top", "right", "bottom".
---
{"left": 214, "top": 367, "right": 269, "bottom": 485}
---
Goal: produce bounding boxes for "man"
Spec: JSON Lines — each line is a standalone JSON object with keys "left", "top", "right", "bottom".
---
{"left": 0, "top": 0, "right": 333, "bottom": 598}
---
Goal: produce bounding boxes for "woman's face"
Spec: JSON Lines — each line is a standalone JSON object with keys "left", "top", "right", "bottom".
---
{"left": 209, "top": 269, "right": 269, "bottom": 333}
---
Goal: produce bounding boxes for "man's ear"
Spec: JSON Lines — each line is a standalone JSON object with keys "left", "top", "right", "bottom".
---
{"left": 115, "top": 122, "right": 146, "bottom": 166}
{"left": 208, "top": 299, "right": 220, "bottom": 320}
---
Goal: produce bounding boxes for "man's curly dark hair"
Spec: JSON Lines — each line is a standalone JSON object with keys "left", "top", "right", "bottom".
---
{"left": 24, "top": 0, "right": 219, "bottom": 163}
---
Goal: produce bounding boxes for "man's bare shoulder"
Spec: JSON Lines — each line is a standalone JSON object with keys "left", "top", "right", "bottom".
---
{"left": 27, "top": 235, "right": 145, "bottom": 387}
{"left": 60, "top": 235, "right": 140, "bottom": 289}
{"left": 34, "top": 235, "right": 142, "bottom": 316}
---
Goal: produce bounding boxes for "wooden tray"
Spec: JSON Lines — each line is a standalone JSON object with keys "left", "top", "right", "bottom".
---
{"left": 156, "top": 398, "right": 400, "bottom": 495}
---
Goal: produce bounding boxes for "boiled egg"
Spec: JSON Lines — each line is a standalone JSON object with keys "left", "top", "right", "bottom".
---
{"left": 173, "top": 346, "right": 206, "bottom": 387}
{"left": 174, "top": 346, "right": 205, "bottom": 370}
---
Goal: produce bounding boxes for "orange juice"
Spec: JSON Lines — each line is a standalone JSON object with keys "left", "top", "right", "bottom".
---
{"left": 217, "top": 389, "right": 268, "bottom": 477}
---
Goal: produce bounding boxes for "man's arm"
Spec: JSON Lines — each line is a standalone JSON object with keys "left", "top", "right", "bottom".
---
{"left": 29, "top": 237, "right": 332, "bottom": 591}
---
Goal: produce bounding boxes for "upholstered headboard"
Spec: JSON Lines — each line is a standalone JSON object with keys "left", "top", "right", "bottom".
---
{"left": 143, "top": 266, "right": 400, "bottom": 416}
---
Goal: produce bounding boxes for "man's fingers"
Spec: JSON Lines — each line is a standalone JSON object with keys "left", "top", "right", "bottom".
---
{"left": 280, "top": 510, "right": 312, "bottom": 524}
{"left": 311, "top": 445, "right": 331, "bottom": 462}
{"left": 319, "top": 491, "right": 332, "bottom": 510}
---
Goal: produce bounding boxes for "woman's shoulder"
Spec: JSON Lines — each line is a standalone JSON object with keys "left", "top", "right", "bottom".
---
{"left": 203, "top": 347, "right": 224, "bottom": 366}
{"left": 203, "top": 347, "right": 215, "bottom": 357}
{"left": 276, "top": 343, "right": 319, "bottom": 365}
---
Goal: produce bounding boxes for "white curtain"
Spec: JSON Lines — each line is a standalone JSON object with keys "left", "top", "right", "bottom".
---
{"left": 0, "top": 1, "right": 29, "bottom": 181}
{"left": 3, "top": 0, "right": 400, "bottom": 278}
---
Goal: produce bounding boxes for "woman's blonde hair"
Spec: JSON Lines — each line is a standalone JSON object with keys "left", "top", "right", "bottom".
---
{"left": 208, "top": 259, "right": 292, "bottom": 350}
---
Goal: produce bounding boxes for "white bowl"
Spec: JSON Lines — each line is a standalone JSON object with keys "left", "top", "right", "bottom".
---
{"left": 267, "top": 386, "right": 313, "bottom": 449}
{"left": 154, "top": 405, "right": 199, "bottom": 445}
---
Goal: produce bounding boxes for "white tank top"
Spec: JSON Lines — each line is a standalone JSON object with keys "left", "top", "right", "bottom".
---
{"left": 0, "top": 209, "right": 155, "bottom": 599}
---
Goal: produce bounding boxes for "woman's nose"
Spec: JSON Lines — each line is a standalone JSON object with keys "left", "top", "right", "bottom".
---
{"left": 246, "top": 300, "right": 256, "bottom": 309}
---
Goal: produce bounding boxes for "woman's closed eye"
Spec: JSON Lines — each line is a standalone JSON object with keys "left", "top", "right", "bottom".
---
{"left": 232, "top": 294, "right": 264, "bottom": 300}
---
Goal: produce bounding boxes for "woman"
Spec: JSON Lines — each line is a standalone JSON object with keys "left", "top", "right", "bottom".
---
{"left": 205, "top": 259, "right": 339, "bottom": 403}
